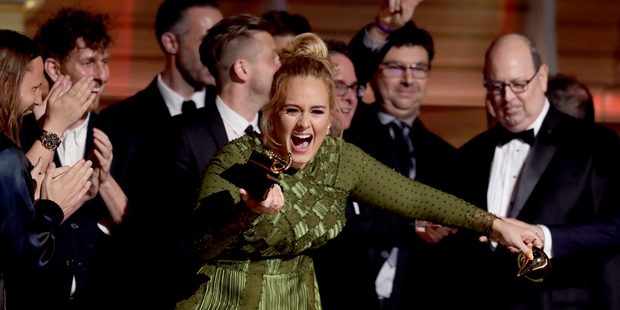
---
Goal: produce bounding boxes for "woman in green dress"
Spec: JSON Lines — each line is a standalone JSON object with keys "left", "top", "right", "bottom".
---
{"left": 176, "top": 33, "right": 542, "bottom": 310}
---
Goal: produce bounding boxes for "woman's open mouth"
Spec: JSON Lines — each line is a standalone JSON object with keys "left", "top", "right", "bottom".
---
{"left": 291, "top": 133, "right": 312, "bottom": 152}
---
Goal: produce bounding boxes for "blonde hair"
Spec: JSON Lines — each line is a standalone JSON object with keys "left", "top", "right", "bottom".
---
{"left": 260, "top": 32, "right": 344, "bottom": 149}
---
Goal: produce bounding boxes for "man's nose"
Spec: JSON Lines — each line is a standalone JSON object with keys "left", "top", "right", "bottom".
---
{"left": 92, "top": 62, "right": 109, "bottom": 83}
{"left": 402, "top": 69, "right": 414, "bottom": 85}
{"left": 34, "top": 89, "right": 43, "bottom": 105}
{"left": 502, "top": 84, "right": 517, "bottom": 102}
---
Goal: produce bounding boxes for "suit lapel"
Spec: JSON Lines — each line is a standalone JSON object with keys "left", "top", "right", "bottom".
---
{"left": 146, "top": 78, "right": 173, "bottom": 120}
{"left": 510, "top": 109, "right": 562, "bottom": 218}
{"left": 84, "top": 113, "right": 96, "bottom": 160}
{"left": 202, "top": 95, "right": 228, "bottom": 148}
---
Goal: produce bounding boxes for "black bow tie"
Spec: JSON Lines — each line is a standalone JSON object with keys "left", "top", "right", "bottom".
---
{"left": 245, "top": 125, "right": 255, "bottom": 135}
{"left": 498, "top": 128, "right": 535, "bottom": 146}
{"left": 182, "top": 100, "right": 196, "bottom": 114}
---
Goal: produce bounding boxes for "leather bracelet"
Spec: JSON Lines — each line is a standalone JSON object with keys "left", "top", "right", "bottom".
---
{"left": 374, "top": 17, "right": 394, "bottom": 34}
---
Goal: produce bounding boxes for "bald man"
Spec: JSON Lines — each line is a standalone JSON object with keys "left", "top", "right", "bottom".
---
{"left": 453, "top": 34, "right": 620, "bottom": 310}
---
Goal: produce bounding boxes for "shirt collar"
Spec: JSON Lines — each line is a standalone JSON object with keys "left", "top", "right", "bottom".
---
{"left": 157, "top": 74, "right": 206, "bottom": 117}
{"left": 62, "top": 112, "right": 90, "bottom": 146}
{"left": 215, "top": 95, "right": 261, "bottom": 135}
{"left": 377, "top": 111, "right": 417, "bottom": 127}
{"left": 527, "top": 98, "right": 550, "bottom": 137}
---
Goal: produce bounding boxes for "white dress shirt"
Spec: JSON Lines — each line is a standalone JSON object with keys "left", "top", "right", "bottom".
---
{"left": 56, "top": 112, "right": 97, "bottom": 296}
{"left": 215, "top": 96, "right": 260, "bottom": 142}
{"left": 57, "top": 112, "right": 90, "bottom": 167}
{"left": 157, "top": 74, "right": 206, "bottom": 117}
{"left": 487, "top": 99, "right": 553, "bottom": 256}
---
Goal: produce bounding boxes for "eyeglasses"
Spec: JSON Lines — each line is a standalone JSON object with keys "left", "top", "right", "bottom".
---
{"left": 484, "top": 67, "right": 540, "bottom": 95}
{"left": 335, "top": 81, "right": 366, "bottom": 97}
{"left": 379, "top": 62, "right": 430, "bottom": 79}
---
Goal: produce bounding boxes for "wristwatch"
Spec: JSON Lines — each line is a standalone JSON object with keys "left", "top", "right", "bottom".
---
{"left": 39, "top": 130, "right": 61, "bottom": 151}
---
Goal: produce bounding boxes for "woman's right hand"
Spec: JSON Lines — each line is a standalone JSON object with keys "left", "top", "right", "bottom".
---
{"left": 42, "top": 75, "right": 96, "bottom": 134}
{"left": 488, "top": 218, "right": 544, "bottom": 260}
{"left": 40, "top": 159, "right": 94, "bottom": 223}
{"left": 240, "top": 185, "right": 285, "bottom": 215}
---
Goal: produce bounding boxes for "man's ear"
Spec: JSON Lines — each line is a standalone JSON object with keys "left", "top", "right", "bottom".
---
{"left": 486, "top": 97, "right": 497, "bottom": 119}
{"left": 161, "top": 32, "right": 179, "bottom": 54}
{"left": 231, "top": 59, "right": 250, "bottom": 83}
{"left": 44, "top": 58, "right": 62, "bottom": 83}
{"left": 538, "top": 64, "right": 549, "bottom": 93}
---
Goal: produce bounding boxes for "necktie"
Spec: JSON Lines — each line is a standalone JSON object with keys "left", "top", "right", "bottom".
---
{"left": 389, "top": 121, "right": 416, "bottom": 180}
{"left": 182, "top": 100, "right": 196, "bottom": 115}
{"left": 245, "top": 124, "right": 254, "bottom": 136}
{"left": 498, "top": 128, "right": 535, "bottom": 146}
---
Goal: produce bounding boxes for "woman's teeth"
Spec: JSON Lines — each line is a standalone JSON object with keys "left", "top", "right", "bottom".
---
{"left": 292, "top": 134, "right": 312, "bottom": 149}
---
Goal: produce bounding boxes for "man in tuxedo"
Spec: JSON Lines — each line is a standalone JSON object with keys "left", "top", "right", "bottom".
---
{"left": 19, "top": 8, "right": 132, "bottom": 309}
{"left": 166, "top": 14, "right": 280, "bottom": 212}
{"left": 331, "top": 4, "right": 458, "bottom": 307}
{"left": 456, "top": 33, "right": 620, "bottom": 310}
{"left": 99, "top": 0, "right": 222, "bottom": 133}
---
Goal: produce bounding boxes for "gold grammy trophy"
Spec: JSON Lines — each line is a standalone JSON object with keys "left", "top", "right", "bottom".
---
{"left": 517, "top": 247, "right": 551, "bottom": 282}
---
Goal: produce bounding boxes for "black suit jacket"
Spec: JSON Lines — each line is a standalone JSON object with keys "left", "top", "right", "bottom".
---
{"left": 166, "top": 98, "right": 226, "bottom": 212}
{"left": 97, "top": 78, "right": 218, "bottom": 309}
{"left": 315, "top": 103, "right": 457, "bottom": 310}
{"left": 99, "top": 77, "right": 217, "bottom": 202}
{"left": 99, "top": 77, "right": 172, "bottom": 134}
{"left": 18, "top": 113, "right": 136, "bottom": 309}
{"left": 455, "top": 107, "right": 620, "bottom": 310}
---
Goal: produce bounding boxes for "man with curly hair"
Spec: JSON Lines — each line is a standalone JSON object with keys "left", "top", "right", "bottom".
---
{"left": 17, "top": 8, "right": 132, "bottom": 310}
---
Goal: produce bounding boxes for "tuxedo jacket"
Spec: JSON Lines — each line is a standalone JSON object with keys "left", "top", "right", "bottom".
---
{"left": 99, "top": 77, "right": 217, "bottom": 199}
{"left": 166, "top": 96, "right": 226, "bottom": 213}
{"left": 315, "top": 102, "right": 457, "bottom": 310}
{"left": 18, "top": 113, "right": 137, "bottom": 309}
{"left": 97, "top": 78, "right": 219, "bottom": 309}
{"left": 455, "top": 107, "right": 620, "bottom": 310}
{"left": 100, "top": 77, "right": 176, "bottom": 134}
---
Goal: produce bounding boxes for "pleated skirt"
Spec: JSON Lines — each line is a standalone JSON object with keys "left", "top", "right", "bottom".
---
{"left": 175, "top": 255, "right": 322, "bottom": 310}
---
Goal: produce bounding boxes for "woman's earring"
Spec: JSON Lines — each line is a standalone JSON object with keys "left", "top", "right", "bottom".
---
{"left": 326, "top": 124, "right": 331, "bottom": 135}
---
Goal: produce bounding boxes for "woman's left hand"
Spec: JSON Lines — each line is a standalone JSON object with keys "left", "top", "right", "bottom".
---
{"left": 485, "top": 218, "right": 543, "bottom": 260}
{"left": 240, "top": 185, "right": 285, "bottom": 215}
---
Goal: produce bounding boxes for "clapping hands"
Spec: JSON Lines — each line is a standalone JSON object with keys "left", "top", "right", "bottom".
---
{"left": 39, "top": 159, "right": 93, "bottom": 223}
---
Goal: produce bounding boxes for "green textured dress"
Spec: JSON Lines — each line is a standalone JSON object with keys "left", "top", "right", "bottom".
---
{"left": 175, "top": 134, "right": 496, "bottom": 310}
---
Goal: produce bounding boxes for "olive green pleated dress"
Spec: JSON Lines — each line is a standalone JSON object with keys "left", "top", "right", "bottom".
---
{"left": 175, "top": 134, "right": 496, "bottom": 310}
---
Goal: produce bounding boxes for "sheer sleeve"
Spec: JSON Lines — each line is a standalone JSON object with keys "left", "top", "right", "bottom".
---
{"left": 192, "top": 137, "right": 261, "bottom": 260}
{"left": 340, "top": 142, "right": 497, "bottom": 236}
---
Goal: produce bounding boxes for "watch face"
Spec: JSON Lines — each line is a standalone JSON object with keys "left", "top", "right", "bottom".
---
{"left": 44, "top": 133, "right": 61, "bottom": 148}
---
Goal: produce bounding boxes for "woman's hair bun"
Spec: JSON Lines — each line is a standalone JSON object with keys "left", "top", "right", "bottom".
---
{"left": 279, "top": 32, "right": 327, "bottom": 61}
{"left": 278, "top": 32, "right": 337, "bottom": 77}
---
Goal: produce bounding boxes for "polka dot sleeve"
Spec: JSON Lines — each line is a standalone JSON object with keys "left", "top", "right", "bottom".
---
{"left": 340, "top": 142, "right": 497, "bottom": 236}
